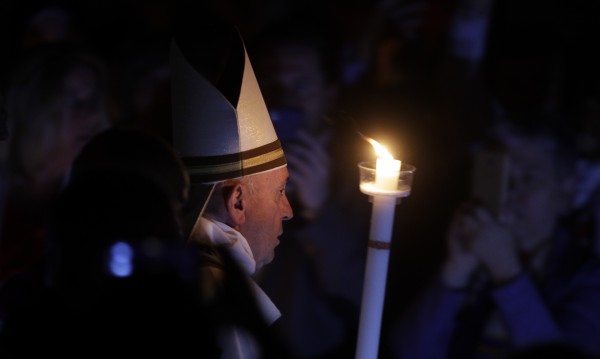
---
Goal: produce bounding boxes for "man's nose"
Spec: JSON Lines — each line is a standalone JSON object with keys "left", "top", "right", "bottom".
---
{"left": 281, "top": 194, "right": 294, "bottom": 221}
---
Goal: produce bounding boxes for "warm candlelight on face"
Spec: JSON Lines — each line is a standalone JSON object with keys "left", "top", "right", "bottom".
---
{"left": 367, "top": 138, "right": 401, "bottom": 191}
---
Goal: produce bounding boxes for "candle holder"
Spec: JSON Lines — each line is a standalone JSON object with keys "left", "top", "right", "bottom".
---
{"left": 358, "top": 161, "right": 416, "bottom": 198}
{"left": 355, "top": 161, "right": 416, "bottom": 359}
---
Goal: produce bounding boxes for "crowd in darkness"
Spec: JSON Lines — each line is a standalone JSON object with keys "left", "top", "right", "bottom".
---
{"left": 1, "top": 0, "right": 600, "bottom": 358}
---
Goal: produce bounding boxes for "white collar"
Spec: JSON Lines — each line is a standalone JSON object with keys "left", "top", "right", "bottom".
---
{"left": 191, "top": 217, "right": 281, "bottom": 324}
{"left": 191, "top": 217, "right": 256, "bottom": 275}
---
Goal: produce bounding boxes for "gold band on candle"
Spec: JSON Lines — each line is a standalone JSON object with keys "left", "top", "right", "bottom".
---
{"left": 367, "top": 240, "right": 391, "bottom": 250}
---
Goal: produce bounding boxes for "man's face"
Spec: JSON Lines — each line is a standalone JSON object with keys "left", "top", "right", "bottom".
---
{"left": 239, "top": 167, "right": 293, "bottom": 269}
{"left": 501, "top": 136, "right": 566, "bottom": 253}
{"left": 255, "top": 44, "right": 334, "bottom": 132}
{"left": 34, "top": 65, "right": 109, "bottom": 196}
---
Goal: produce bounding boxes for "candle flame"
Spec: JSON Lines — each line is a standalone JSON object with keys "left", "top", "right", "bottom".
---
{"left": 363, "top": 136, "right": 393, "bottom": 160}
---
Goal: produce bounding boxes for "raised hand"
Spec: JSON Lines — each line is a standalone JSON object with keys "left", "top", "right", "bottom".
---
{"left": 284, "top": 129, "right": 332, "bottom": 221}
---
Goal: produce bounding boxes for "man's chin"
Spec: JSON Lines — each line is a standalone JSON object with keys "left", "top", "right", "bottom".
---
{"left": 257, "top": 255, "right": 275, "bottom": 270}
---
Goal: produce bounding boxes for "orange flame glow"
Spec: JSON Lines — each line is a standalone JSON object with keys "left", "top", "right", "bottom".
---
{"left": 360, "top": 133, "right": 394, "bottom": 159}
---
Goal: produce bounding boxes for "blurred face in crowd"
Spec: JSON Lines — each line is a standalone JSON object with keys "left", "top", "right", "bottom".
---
{"left": 39, "top": 65, "right": 109, "bottom": 194}
{"left": 236, "top": 167, "right": 293, "bottom": 269}
{"left": 255, "top": 43, "right": 336, "bottom": 132}
{"left": 7, "top": 51, "right": 110, "bottom": 200}
{"left": 496, "top": 128, "right": 570, "bottom": 254}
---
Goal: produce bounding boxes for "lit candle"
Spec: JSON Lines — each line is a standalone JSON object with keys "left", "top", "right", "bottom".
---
{"left": 369, "top": 139, "right": 401, "bottom": 191}
{"left": 356, "top": 138, "right": 402, "bottom": 359}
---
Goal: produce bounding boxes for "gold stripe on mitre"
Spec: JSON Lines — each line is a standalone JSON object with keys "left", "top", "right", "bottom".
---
{"left": 183, "top": 140, "right": 286, "bottom": 183}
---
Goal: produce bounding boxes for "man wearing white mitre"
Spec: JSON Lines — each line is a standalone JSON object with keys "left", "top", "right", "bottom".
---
{"left": 170, "top": 9, "right": 294, "bottom": 359}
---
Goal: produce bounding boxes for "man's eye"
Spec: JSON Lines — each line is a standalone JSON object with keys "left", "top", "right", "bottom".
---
{"left": 279, "top": 186, "right": 288, "bottom": 197}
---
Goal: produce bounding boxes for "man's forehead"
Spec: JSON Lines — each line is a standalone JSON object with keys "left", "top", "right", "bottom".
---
{"left": 246, "top": 166, "right": 288, "bottom": 184}
{"left": 266, "top": 166, "right": 288, "bottom": 182}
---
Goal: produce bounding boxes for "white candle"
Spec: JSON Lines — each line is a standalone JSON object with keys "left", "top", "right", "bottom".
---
{"left": 355, "top": 195, "right": 396, "bottom": 359}
{"left": 375, "top": 157, "right": 401, "bottom": 190}
{"left": 367, "top": 138, "right": 401, "bottom": 191}
{"left": 355, "top": 138, "right": 401, "bottom": 359}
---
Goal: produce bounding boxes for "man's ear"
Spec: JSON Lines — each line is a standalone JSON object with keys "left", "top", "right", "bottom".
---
{"left": 225, "top": 182, "right": 246, "bottom": 226}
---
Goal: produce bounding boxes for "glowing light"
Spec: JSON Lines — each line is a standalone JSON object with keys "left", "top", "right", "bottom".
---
{"left": 363, "top": 137, "right": 401, "bottom": 191}
{"left": 109, "top": 241, "right": 133, "bottom": 277}
{"left": 365, "top": 137, "right": 393, "bottom": 160}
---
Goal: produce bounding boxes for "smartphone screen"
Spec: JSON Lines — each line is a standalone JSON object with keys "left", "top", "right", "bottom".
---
{"left": 469, "top": 150, "right": 510, "bottom": 218}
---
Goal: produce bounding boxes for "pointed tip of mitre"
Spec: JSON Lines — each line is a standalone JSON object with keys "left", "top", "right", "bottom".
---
{"left": 170, "top": 19, "right": 286, "bottom": 185}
